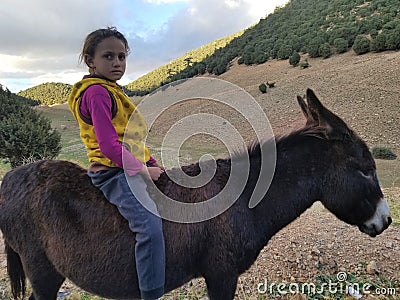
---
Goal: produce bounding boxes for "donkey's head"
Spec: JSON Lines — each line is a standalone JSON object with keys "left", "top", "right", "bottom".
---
{"left": 297, "top": 89, "right": 391, "bottom": 237}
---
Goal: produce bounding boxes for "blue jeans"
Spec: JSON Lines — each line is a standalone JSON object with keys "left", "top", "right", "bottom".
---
{"left": 88, "top": 168, "right": 165, "bottom": 299}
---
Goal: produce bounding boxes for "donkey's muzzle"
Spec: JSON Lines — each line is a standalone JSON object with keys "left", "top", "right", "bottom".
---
{"left": 359, "top": 216, "right": 392, "bottom": 237}
{"left": 358, "top": 199, "right": 391, "bottom": 237}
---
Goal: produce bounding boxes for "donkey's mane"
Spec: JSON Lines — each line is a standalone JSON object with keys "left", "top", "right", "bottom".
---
{"left": 239, "top": 125, "right": 328, "bottom": 162}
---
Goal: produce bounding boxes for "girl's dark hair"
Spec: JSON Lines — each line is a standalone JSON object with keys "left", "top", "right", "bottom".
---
{"left": 79, "top": 27, "right": 130, "bottom": 68}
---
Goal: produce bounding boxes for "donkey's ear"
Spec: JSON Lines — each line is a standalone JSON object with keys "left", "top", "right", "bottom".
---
{"left": 297, "top": 95, "right": 318, "bottom": 126}
{"left": 306, "top": 88, "right": 352, "bottom": 140}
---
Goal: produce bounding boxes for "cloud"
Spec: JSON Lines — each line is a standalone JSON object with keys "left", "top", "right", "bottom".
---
{"left": 0, "top": 0, "right": 289, "bottom": 92}
{"left": 0, "top": 0, "right": 119, "bottom": 91}
{"left": 0, "top": 0, "right": 117, "bottom": 57}
{"left": 125, "top": 0, "right": 289, "bottom": 79}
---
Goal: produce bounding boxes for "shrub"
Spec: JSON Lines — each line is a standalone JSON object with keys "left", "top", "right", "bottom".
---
{"left": 0, "top": 91, "right": 61, "bottom": 168}
{"left": 254, "top": 51, "right": 269, "bottom": 64}
{"left": 289, "top": 51, "right": 300, "bottom": 67}
{"left": 308, "top": 37, "right": 324, "bottom": 58}
{"left": 334, "top": 38, "right": 348, "bottom": 53}
{"left": 259, "top": 83, "right": 267, "bottom": 93}
{"left": 213, "top": 62, "right": 227, "bottom": 75}
{"left": 385, "top": 29, "right": 400, "bottom": 50}
{"left": 370, "top": 33, "right": 387, "bottom": 52}
{"left": 372, "top": 146, "right": 397, "bottom": 160}
{"left": 277, "top": 44, "right": 293, "bottom": 60}
{"left": 352, "top": 35, "right": 371, "bottom": 55}
{"left": 319, "top": 43, "right": 332, "bottom": 58}
{"left": 307, "top": 43, "right": 320, "bottom": 58}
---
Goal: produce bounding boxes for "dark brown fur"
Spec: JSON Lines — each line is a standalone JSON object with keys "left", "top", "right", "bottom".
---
{"left": 0, "top": 89, "right": 389, "bottom": 300}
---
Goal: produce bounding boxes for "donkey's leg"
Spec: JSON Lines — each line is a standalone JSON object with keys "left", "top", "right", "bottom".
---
{"left": 22, "top": 250, "right": 65, "bottom": 300}
{"left": 204, "top": 273, "right": 238, "bottom": 300}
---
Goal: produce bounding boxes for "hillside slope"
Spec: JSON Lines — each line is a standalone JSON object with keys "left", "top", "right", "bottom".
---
{"left": 18, "top": 82, "right": 72, "bottom": 106}
{"left": 145, "top": 50, "right": 400, "bottom": 157}
{"left": 218, "top": 51, "right": 400, "bottom": 152}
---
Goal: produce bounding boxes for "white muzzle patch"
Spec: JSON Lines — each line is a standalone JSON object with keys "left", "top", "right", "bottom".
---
{"left": 359, "top": 198, "right": 392, "bottom": 237}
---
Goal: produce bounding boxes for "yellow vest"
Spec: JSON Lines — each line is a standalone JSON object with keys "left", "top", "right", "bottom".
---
{"left": 68, "top": 77, "right": 151, "bottom": 167}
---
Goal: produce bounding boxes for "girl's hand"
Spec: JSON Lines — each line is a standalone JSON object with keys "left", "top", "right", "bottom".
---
{"left": 147, "top": 161, "right": 165, "bottom": 171}
{"left": 145, "top": 166, "right": 165, "bottom": 181}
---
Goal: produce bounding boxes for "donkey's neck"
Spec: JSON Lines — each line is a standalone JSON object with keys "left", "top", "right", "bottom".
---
{"left": 252, "top": 176, "right": 317, "bottom": 243}
{"left": 245, "top": 136, "right": 325, "bottom": 251}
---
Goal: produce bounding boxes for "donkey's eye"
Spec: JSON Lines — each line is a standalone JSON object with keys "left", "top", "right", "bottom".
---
{"left": 358, "top": 170, "right": 374, "bottom": 179}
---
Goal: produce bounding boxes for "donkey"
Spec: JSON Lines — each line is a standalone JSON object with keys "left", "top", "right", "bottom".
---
{"left": 0, "top": 89, "right": 391, "bottom": 300}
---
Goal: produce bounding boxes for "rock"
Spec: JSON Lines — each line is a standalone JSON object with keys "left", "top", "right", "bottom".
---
{"left": 386, "top": 241, "right": 394, "bottom": 248}
{"left": 335, "top": 231, "right": 343, "bottom": 237}
{"left": 311, "top": 247, "right": 321, "bottom": 255}
{"left": 366, "top": 261, "right": 379, "bottom": 274}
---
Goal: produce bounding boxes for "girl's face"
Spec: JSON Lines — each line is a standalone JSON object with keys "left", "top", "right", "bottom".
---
{"left": 86, "top": 36, "right": 127, "bottom": 82}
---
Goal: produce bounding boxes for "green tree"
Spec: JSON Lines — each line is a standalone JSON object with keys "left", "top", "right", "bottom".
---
{"left": 385, "top": 27, "right": 400, "bottom": 50}
{"left": 370, "top": 33, "right": 387, "bottom": 52}
{"left": 319, "top": 43, "right": 332, "bottom": 58}
{"left": 0, "top": 89, "right": 61, "bottom": 168}
{"left": 213, "top": 61, "right": 228, "bottom": 75}
{"left": 277, "top": 44, "right": 293, "bottom": 60}
{"left": 254, "top": 51, "right": 269, "bottom": 64}
{"left": 289, "top": 51, "right": 300, "bottom": 67}
{"left": 308, "top": 37, "right": 324, "bottom": 58}
{"left": 333, "top": 38, "right": 348, "bottom": 53}
{"left": 352, "top": 35, "right": 370, "bottom": 55}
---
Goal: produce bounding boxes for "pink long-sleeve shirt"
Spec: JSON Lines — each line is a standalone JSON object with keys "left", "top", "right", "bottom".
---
{"left": 79, "top": 84, "right": 156, "bottom": 176}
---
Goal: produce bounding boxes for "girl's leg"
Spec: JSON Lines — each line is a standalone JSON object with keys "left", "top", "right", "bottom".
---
{"left": 88, "top": 169, "right": 165, "bottom": 300}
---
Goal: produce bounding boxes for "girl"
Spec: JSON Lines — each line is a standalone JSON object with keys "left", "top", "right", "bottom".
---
{"left": 68, "top": 27, "right": 165, "bottom": 300}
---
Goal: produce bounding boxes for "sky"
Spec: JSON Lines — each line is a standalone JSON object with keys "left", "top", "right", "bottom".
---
{"left": 0, "top": 0, "right": 289, "bottom": 93}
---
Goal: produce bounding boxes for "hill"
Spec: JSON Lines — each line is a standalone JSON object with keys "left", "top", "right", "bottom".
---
{"left": 124, "top": 31, "right": 244, "bottom": 95}
{"left": 18, "top": 82, "right": 72, "bottom": 106}
{"left": 216, "top": 50, "right": 400, "bottom": 153}
{"left": 130, "top": 0, "right": 400, "bottom": 94}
